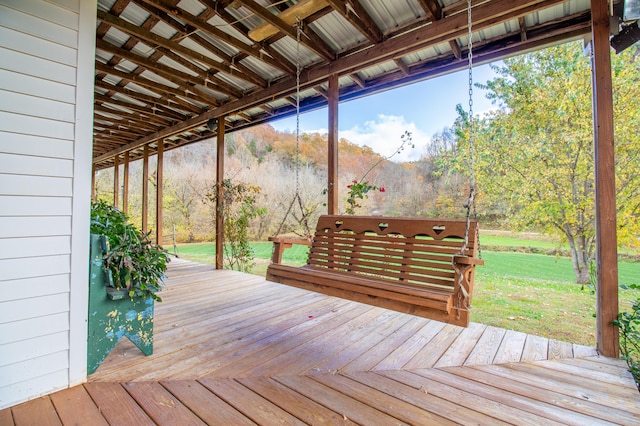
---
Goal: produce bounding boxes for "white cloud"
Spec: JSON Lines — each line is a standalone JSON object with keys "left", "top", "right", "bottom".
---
{"left": 338, "top": 114, "right": 429, "bottom": 162}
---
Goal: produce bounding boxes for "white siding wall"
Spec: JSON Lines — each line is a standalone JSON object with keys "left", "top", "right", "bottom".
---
{"left": 0, "top": 0, "right": 96, "bottom": 409}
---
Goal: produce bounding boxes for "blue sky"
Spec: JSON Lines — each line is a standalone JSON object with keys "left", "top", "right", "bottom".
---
{"left": 271, "top": 63, "right": 499, "bottom": 162}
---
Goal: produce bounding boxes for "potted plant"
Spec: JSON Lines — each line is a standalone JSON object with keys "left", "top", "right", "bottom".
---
{"left": 90, "top": 200, "right": 169, "bottom": 301}
{"left": 87, "top": 200, "right": 170, "bottom": 374}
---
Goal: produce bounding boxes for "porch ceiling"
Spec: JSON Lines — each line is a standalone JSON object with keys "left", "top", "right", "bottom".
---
{"left": 93, "top": 0, "right": 594, "bottom": 170}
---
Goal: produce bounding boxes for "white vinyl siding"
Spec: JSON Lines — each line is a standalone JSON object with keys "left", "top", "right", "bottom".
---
{"left": 0, "top": 0, "right": 95, "bottom": 409}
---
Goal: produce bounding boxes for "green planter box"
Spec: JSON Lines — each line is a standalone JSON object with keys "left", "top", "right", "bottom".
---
{"left": 87, "top": 234, "right": 154, "bottom": 375}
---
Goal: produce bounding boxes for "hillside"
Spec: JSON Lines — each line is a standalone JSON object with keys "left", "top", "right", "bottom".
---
{"left": 95, "top": 123, "right": 474, "bottom": 242}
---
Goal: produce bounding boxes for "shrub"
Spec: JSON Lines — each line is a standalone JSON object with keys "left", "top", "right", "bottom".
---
{"left": 613, "top": 283, "right": 640, "bottom": 391}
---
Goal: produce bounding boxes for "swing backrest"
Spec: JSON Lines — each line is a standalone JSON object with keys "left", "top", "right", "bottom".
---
{"left": 307, "top": 215, "right": 480, "bottom": 292}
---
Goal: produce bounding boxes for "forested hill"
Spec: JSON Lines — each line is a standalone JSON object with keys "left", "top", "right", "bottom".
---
{"left": 95, "top": 123, "right": 471, "bottom": 242}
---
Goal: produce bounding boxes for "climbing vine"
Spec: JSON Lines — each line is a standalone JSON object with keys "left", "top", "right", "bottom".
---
{"left": 205, "top": 179, "right": 266, "bottom": 272}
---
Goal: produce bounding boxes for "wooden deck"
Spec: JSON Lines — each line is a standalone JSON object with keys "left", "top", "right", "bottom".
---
{"left": 2, "top": 259, "right": 638, "bottom": 425}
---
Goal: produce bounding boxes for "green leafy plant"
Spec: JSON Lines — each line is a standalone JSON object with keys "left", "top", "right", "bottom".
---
{"left": 206, "top": 179, "right": 266, "bottom": 272}
{"left": 613, "top": 283, "right": 640, "bottom": 391}
{"left": 345, "top": 180, "right": 385, "bottom": 215}
{"left": 342, "top": 130, "right": 413, "bottom": 215}
{"left": 90, "top": 200, "right": 169, "bottom": 301}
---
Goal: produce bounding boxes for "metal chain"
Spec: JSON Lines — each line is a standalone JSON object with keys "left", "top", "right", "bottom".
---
{"left": 455, "top": 0, "right": 476, "bottom": 314}
{"left": 467, "top": 0, "right": 475, "bottom": 191}
{"left": 295, "top": 16, "right": 301, "bottom": 200}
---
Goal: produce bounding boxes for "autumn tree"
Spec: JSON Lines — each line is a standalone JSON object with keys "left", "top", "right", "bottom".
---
{"left": 460, "top": 41, "right": 640, "bottom": 284}
{"left": 204, "top": 179, "right": 266, "bottom": 272}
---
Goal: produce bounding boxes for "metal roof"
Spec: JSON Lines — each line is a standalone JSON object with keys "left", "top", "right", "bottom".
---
{"left": 93, "top": 0, "right": 595, "bottom": 169}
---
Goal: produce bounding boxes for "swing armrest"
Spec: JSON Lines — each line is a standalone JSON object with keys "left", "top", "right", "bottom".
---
{"left": 452, "top": 255, "right": 484, "bottom": 266}
{"left": 269, "top": 237, "right": 312, "bottom": 264}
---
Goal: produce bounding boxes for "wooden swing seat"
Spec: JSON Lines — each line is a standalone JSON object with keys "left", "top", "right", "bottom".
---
{"left": 266, "top": 215, "right": 483, "bottom": 327}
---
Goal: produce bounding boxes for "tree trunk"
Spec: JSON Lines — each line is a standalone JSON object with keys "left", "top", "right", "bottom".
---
{"left": 565, "top": 227, "right": 591, "bottom": 284}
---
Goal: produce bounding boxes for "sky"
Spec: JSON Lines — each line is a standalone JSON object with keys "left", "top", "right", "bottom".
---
{"left": 270, "top": 63, "right": 500, "bottom": 162}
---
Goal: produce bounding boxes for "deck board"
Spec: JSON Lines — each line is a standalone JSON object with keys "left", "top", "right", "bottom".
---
{"left": 236, "top": 377, "right": 356, "bottom": 425}
{"left": 160, "top": 380, "right": 257, "bottom": 425}
{"left": 84, "top": 382, "right": 156, "bottom": 426}
{"left": 49, "top": 385, "right": 108, "bottom": 426}
{"left": 3, "top": 259, "right": 638, "bottom": 424}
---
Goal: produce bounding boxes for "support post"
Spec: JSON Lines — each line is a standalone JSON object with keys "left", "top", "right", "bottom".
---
{"left": 142, "top": 144, "right": 149, "bottom": 233}
{"left": 113, "top": 155, "right": 119, "bottom": 208}
{"left": 591, "top": 0, "right": 619, "bottom": 358}
{"left": 216, "top": 117, "right": 226, "bottom": 269}
{"left": 327, "top": 74, "right": 339, "bottom": 214}
{"left": 122, "top": 151, "right": 129, "bottom": 215}
{"left": 156, "top": 141, "right": 164, "bottom": 246}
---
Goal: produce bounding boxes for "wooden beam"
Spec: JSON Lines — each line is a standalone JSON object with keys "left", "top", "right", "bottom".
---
{"left": 591, "top": 0, "right": 619, "bottom": 358}
{"left": 113, "top": 154, "right": 120, "bottom": 208}
{"left": 142, "top": 144, "right": 149, "bottom": 233}
{"left": 94, "top": 80, "right": 201, "bottom": 116}
{"left": 394, "top": 59, "right": 409, "bottom": 76}
{"left": 94, "top": 0, "right": 569, "bottom": 164}
{"left": 209, "top": 4, "right": 297, "bottom": 74}
{"left": 216, "top": 117, "right": 226, "bottom": 269}
{"left": 156, "top": 141, "right": 164, "bottom": 246}
{"left": 94, "top": 64, "right": 202, "bottom": 118}
{"left": 122, "top": 151, "right": 130, "bottom": 215}
{"left": 325, "top": 0, "right": 383, "bottom": 43}
{"left": 518, "top": 16, "right": 528, "bottom": 41}
{"left": 416, "top": 0, "right": 462, "bottom": 59}
{"left": 248, "top": 0, "right": 328, "bottom": 41}
{"left": 138, "top": 0, "right": 279, "bottom": 81}
{"left": 327, "top": 74, "right": 339, "bottom": 214}
{"left": 96, "top": 39, "right": 204, "bottom": 88}
{"left": 94, "top": 105, "right": 164, "bottom": 132}
{"left": 96, "top": 10, "right": 244, "bottom": 79}
{"left": 134, "top": 0, "right": 271, "bottom": 88}
{"left": 238, "top": 0, "right": 334, "bottom": 60}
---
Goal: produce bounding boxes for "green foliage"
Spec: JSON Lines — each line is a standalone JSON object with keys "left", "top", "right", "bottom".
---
{"left": 344, "top": 180, "right": 385, "bottom": 215}
{"left": 206, "top": 179, "right": 266, "bottom": 272}
{"left": 613, "top": 284, "right": 640, "bottom": 390}
{"left": 90, "top": 200, "right": 169, "bottom": 301}
{"left": 340, "top": 130, "right": 412, "bottom": 215}
{"left": 452, "top": 41, "right": 640, "bottom": 283}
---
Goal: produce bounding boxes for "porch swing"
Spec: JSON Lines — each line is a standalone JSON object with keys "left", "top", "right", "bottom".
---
{"left": 266, "top": 2, "right": 483, "bottom": 327}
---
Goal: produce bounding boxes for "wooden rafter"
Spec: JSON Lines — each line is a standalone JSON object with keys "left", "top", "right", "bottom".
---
{"left": 93, "top": 0, "right": 593, "bottom": 170}
{"left": 208, "top": 2, "right": 297, "bottom": 75}
{"left": 94, "top": 80, "right": 201, "bottom": 115}
{"left": 94, "top": 92, "right": 171, "bottom": 119}
{"left": 325, "top": 0, "right": 383, "bottom": 43}
{"left": 417, "top": 0, "right": 463, "bottom": 60}
{"left": 96, "top": 10, "right": 254, "bottom": 83}
{"left": 96, "top": 39, "right": 222, "bottom": 105}
{"left": 237, "top": 0, "right": 334, "bottom": 60}
{"left": 139, "top": 0, "right": 288, "bottom": 78}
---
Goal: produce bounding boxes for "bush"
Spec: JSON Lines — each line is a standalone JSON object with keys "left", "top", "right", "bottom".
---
{"left": 613, "top": 283, "right": 640, "bottom": 391}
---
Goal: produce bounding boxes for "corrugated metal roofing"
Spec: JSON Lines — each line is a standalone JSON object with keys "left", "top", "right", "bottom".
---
{"left": 93, "top": 0, "right": 596, "bottom": 168}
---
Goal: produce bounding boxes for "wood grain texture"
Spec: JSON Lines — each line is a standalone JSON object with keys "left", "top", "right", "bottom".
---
{"left": 268, "top": 215, "right": 481, "bottom": 326}
{"left": 5, "top": 260, "right": 637, "bottom": 423}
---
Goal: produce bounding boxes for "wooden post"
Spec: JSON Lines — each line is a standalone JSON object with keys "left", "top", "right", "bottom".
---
{"left": 156, "top": 141, "right": 164, "bottom": 246}
{"left": 142, "top": 144, "right": 149, "bottom": 233}
{"left": 113, "top": 155, "right": 119, "bottom": 208}
{"left": 122, "top": 151, "right": 129, "bottom": 215}
{"left": 327, "top": 74, "right": 339, "bottom": 214}
{"left": 216, "top": 117, "right": 225, "bottom": 269}
{"left": 591, "top": 0, "right": 619, "bottom": 358}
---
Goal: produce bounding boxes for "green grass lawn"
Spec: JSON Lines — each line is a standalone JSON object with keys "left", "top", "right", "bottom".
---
{"left": 175, "top": 239, "right": 640, "bottom": 346}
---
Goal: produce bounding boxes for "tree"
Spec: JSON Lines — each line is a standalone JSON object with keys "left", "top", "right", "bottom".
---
{"left": 204, "top": 179, "right": 266, "bottom": 272}
{"left": 462, "top": 41, "right": 640, "bottom": 283}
